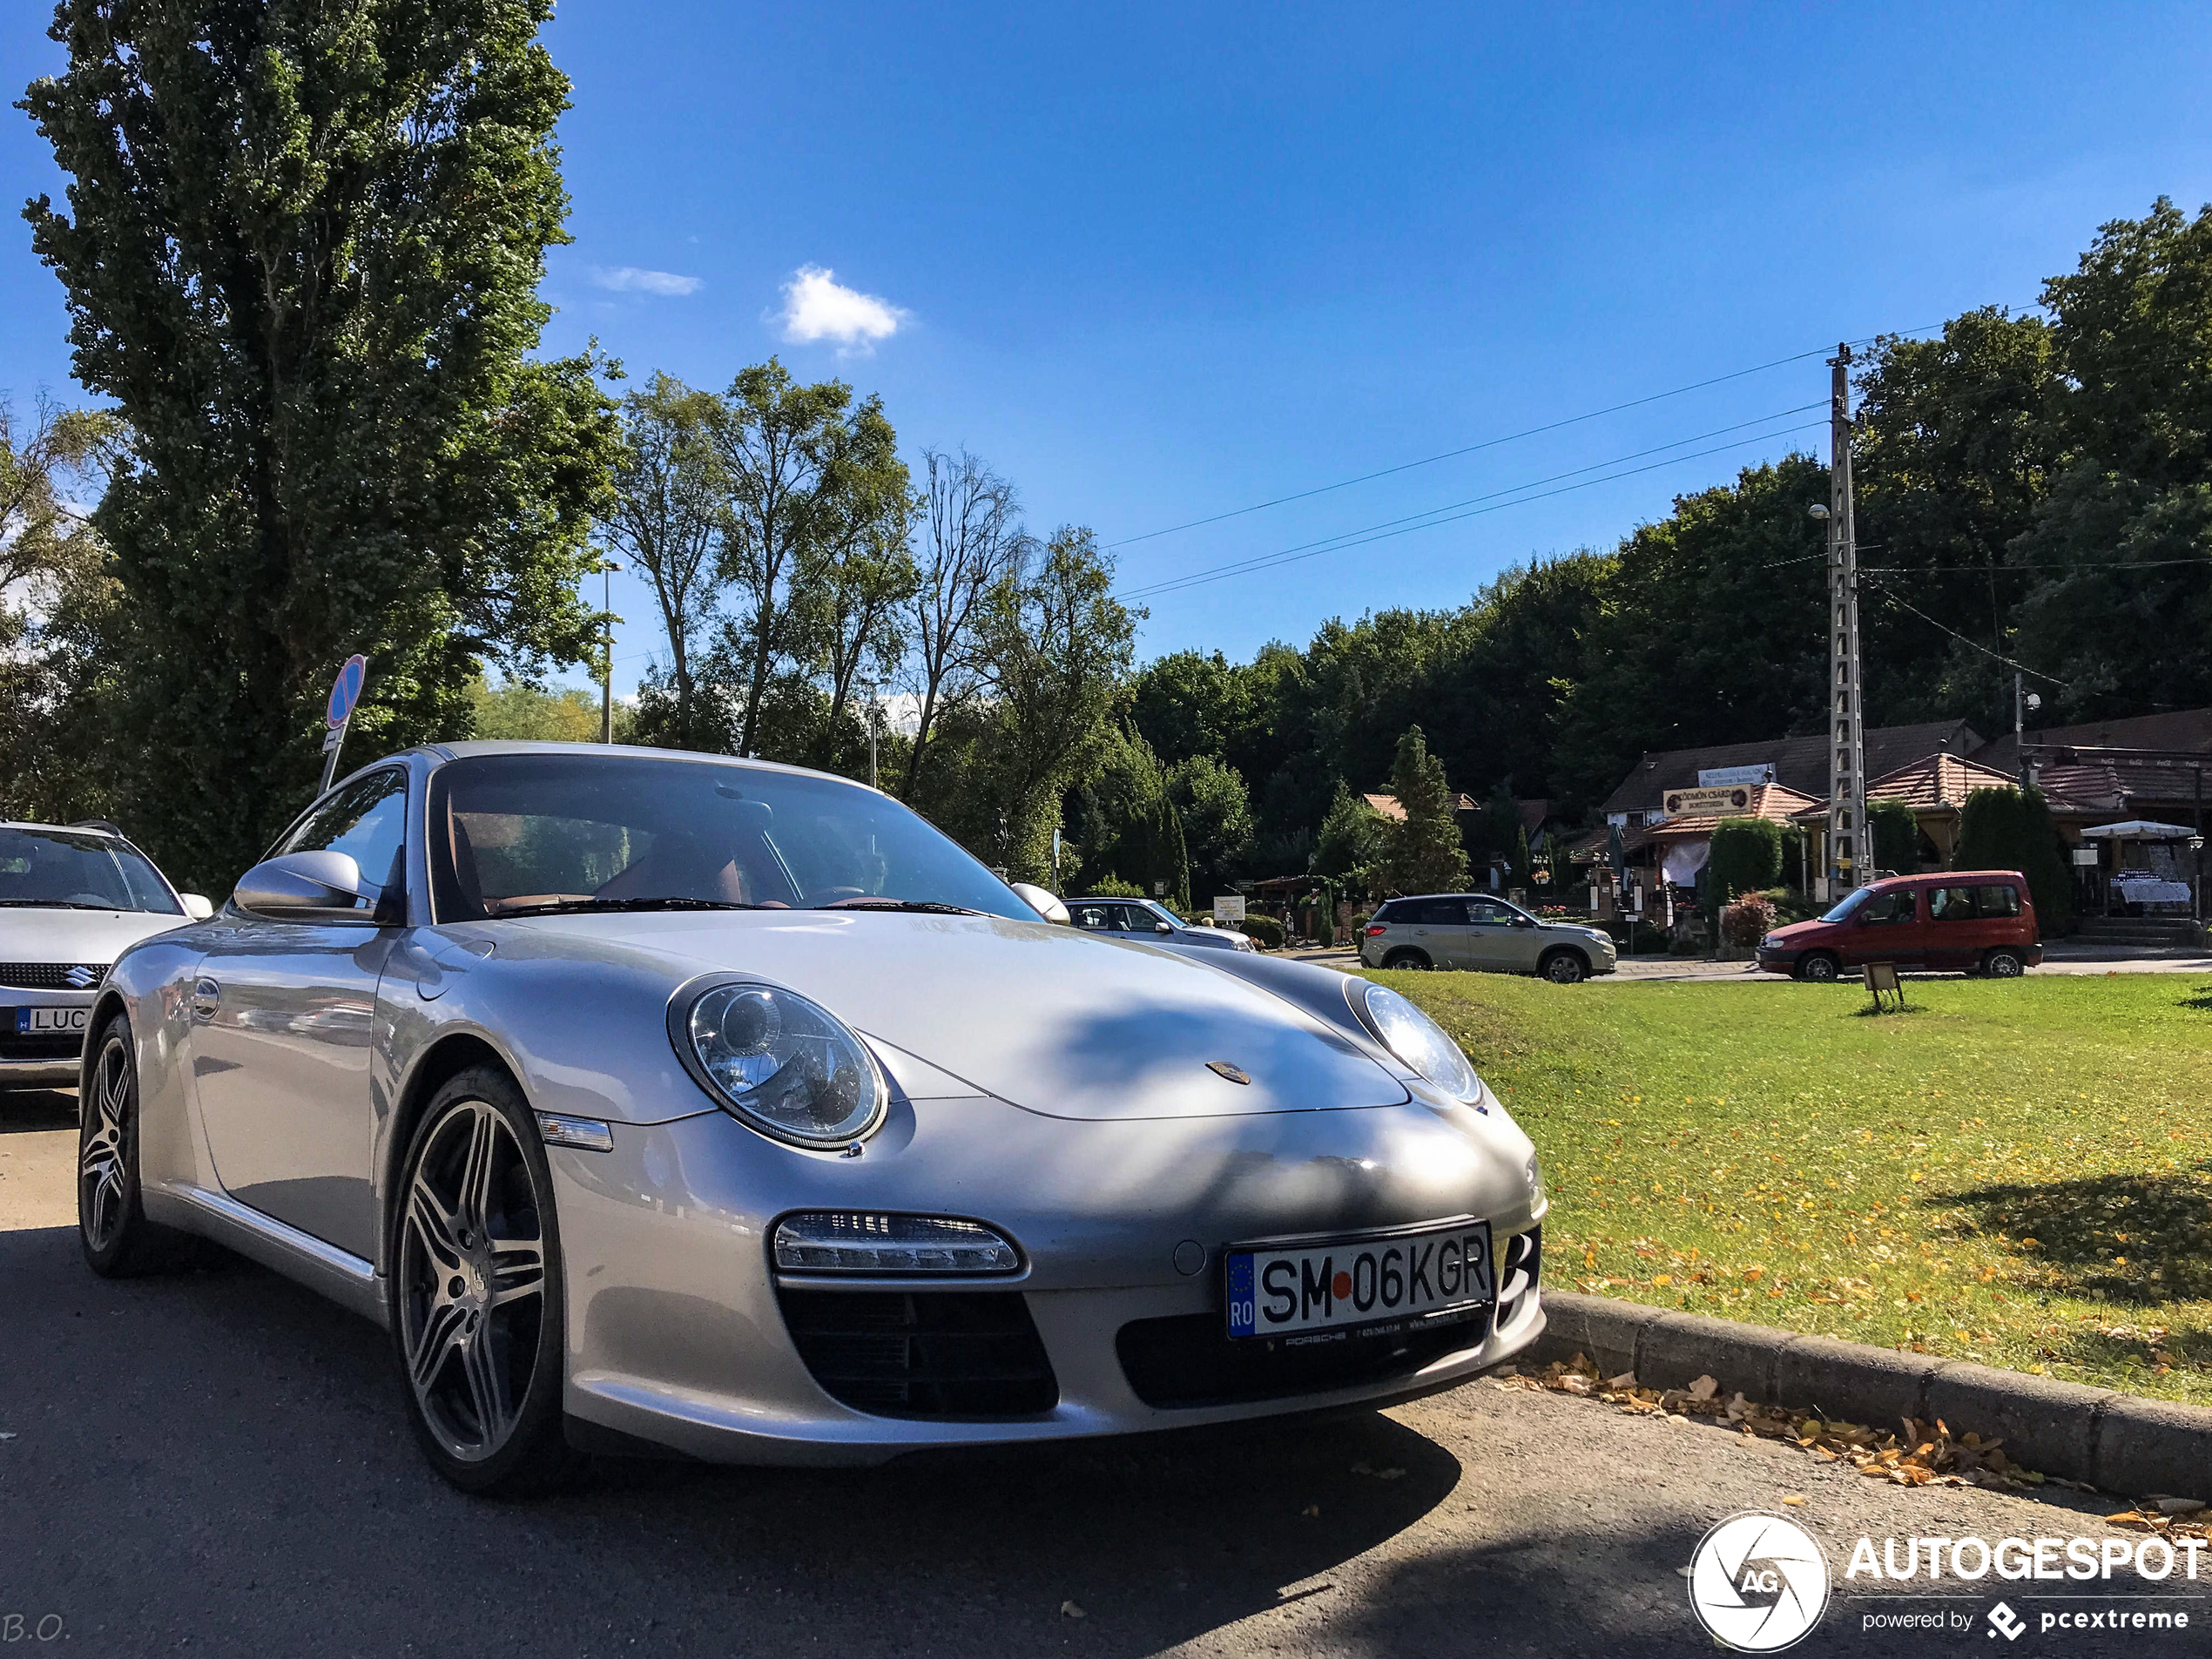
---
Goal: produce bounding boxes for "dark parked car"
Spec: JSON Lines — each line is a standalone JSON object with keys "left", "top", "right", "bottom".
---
{"left": 1754, "top": 870, "right": 2040, "bottom": 981}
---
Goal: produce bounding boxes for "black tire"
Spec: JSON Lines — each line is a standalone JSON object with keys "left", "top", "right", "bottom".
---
{"left": 388, "top": 1066, "right": 581, "bottom": 1496}
{"left": 1982, "top": 948, "right": 2025, "bottom": 980}
{"left": 78, "top": 1015, "right": 199, "bottom": 1277}
{"left": 1796, "top": 953, "right": 1841, "bottom": 984}
{"left": 1380, "top": 948, "right": 1432, "bottom": 971}
{"left": 1539, "top": 948, "right": 1588, "bottom": 986}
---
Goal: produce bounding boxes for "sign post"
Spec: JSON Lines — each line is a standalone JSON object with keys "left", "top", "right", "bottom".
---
{"left": 320, "top": 654, "right": 368, "bottom": 794}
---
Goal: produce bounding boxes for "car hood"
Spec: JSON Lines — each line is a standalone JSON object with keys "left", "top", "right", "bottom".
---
{"left": 1766, "top": 918, "right": 1832, "bottom": 943}
{"left": 506, "top": 911, "right": 1410, "bottom": 1121}
{"left": 0, "top": 907, "right": 189, "bottom": 965}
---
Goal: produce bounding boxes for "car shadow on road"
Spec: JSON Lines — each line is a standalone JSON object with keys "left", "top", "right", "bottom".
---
{"left": 2, "top": 1220, "right": 1472, "bottom": 1657}
{"left": 0, "top": 1086, "right": 76, "bottom": 1132}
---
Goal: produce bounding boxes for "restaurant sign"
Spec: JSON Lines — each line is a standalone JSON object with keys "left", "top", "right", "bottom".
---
{"left": 1660, "top": 784, "right": 1756, "bottom": 819}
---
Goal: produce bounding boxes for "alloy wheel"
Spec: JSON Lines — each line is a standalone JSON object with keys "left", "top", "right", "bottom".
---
{"left": 1543, "top": 952, "right": 1586, "bottom": 985}
{"left": 397, "top": 1099, "right": 548, "bottom": 1463}
{"left": 78, "top": 1034, "right": 131, "bottom": 1253}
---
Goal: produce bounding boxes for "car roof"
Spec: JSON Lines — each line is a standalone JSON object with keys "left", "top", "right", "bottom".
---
{"left": 0, "top": 819, "right": 121, "bottom": 839}
{"left": 1874, "top": 869, "right": 2027, "bottom": 887}
{"left": 388, "top": 740, "right": 885, "bottom": 792}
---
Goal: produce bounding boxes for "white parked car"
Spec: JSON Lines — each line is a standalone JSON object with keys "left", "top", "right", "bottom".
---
{"left": 0, "top": 820, "right": 211, "bottom": 1089}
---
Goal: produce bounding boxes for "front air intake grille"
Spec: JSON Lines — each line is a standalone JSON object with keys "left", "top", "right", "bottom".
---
{"left": 0, "top": 963, "right": 108, "bottom": 990}
{"left": 1117, "top": 1303, "right": 1488, "bottom": 1410}
{"left": 0, "top": 1033, "right": 85, "bottom": 1061}
{"left": 776, "top": 1289, "right": 1058, "bottom": 1420}
{"left": 1497, "top": 1225, "right": 1541, "bottom": 1323}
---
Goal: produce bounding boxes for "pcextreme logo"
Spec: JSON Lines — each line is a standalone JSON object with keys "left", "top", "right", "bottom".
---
{"left": 1688, "top": 1512, "right": 1831, "bottom": 1652}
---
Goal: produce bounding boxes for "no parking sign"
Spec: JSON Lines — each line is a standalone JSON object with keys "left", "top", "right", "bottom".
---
{"left": 320, "top": 654, "right": 369, "bottom": 792}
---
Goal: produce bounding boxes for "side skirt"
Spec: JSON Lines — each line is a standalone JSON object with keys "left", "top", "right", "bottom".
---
{"left": 145, "top": 1184, "right": 388, "bottom": 1330}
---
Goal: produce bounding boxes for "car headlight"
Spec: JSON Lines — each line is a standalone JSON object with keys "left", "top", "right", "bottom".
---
{"left": 1526, "top": 1152, "right": 1545, "bottom": 1210}
{"left": 1762, "top": 933, "right": 1782, "bottom": 949}
{"left": 676, "top": 981, "right": 886, "bottom": 1147}
{"left": 1358, "top": 981, "right": 1480, "bottom": 1102}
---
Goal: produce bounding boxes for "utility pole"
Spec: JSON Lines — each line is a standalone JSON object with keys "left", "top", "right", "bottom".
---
{"left": 597, "top": 557, "right": 621, "bottom": 744}
{"left": 1824, "top": 343, "right": 1868, "bottom": 896}
{"left": 862, "top": 680, "right": 879, "bottom": 790}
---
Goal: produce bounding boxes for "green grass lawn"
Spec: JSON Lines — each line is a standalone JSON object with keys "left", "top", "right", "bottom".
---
{"left": 1376, "top": 968, "right": 2212, "bottom": 1406}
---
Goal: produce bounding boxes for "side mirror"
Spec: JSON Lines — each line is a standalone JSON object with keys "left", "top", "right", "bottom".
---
{"left": 1154, "top": 921, "right": 1174, "bottom": 934}
{"left": 179, "top": 893, "right": 213, "bottom": 921}
{"left": 1008, "top": 881, "right": 1069, "bottom": 925}
{"left": 234, "top": 851, "right": 381, "bottom": 923}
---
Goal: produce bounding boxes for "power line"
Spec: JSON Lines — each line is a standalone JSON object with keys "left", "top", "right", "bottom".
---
{"left": 1864, "top": 580, "right": 2069, "bottom": 686}
{"left": 1107, "top": 306, "right": 2043, "bottom": 553}
{"left": 1118, "top": 405, "right": 1823, "bottom": 600}
{"left": 1119, "top": 420, "right": 1828, "bottom": 603}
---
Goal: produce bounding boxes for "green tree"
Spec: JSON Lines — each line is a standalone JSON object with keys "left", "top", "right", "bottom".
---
{"left": 1165, "top": 753, "right": 1254, "bottom": 900}
{"left": 1869, "top": 799, "right": 1922, "bottom": 875}
{"left": 1956, "top": 786, "right": 2073, "bottom": 925}
{"left": 1708, "top": 818, "right": 1784, "bottom": 902}
{"left": 602, "top": 374, "right": 727, "bottom": 750}
{"left": 1384, "top": 725, "right": 1469, "bottom": 894}
{"left": 0, "top": 394, "right": 124, "bottom": 823}
{"left": 2009, "top": 199, "right": 2212, "bottom": 716}
{"left": 21, "top": 0, "right": 617, "bottom": 887}
{"left": 466, "top": 676, "right": 609, "bottom": 744}
{"left": 1314, "top": 784, "right": 1391, "bottom": 885}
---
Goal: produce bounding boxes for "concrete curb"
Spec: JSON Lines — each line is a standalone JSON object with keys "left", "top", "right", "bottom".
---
{"left": 1528, "top": 1291, "right": 2212, "bottom": 1497}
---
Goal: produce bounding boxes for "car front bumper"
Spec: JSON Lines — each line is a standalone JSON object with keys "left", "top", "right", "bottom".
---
{"left": 1753, "top": 948, "right": 1797, "bottom": 975}
{"left": 0, "top": 987, "right": 96, "bottom": 1087}
{"left": 550, "top": 1094, "right": 1546, "bottom": 1466}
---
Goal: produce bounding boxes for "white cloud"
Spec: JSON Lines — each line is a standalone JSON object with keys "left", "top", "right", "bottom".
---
{"left": 776, "top": 265, "right": 908, "bottom": 354}
{"left": 590, "top": 266, "right": 703, "bottom": 297}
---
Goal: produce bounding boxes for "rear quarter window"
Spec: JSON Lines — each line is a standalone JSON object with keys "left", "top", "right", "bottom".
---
{"left": 1974, "top": 884, "right": 2023, "bottom": 917}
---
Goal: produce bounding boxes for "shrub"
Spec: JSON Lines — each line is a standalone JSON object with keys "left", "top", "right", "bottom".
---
{"left": 1720, "top": 892, "right": 1777, "bottom": 947}
{"left": 1956, "top": 786, "right": 2073, "bottom": 926}
{"left": 1238, "top": 913, "right": 1285, "bottom": 950}
{"left": 1709, "top": 817, "right": 1784, "bottom": 903}
{"left": 1870, "top": 799, "right": 1920, "bottom": 875}
{"left": 1348, "top": 911, "right": 1372, "bottom": 936}
{"left": 1085, "top": 873, "right": 1143, "bottom": 899}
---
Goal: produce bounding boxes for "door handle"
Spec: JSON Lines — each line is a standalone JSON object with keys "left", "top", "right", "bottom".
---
{"left": 192, "top": 977, "right": 219, "bottom": 1024}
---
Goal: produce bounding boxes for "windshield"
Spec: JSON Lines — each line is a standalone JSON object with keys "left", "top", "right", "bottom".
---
{"left": 0, "top": 826, "right": 181, "bottom": 914}
{"left": 1819, "top": 887, "right": 1871, "bottom": 923}
{"left": 427, "top": 752, "right": 1035, "bottom": 923}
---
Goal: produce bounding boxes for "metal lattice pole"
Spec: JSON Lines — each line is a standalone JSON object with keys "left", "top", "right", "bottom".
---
{"left": 1825, "top": 344, "right": 1868, "bottom": 894}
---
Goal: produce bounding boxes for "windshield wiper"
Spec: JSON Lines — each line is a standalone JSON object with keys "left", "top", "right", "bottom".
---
{"left": 0, "top": 899, "right": 118, "bottom": 910}
{"left": 493, "top": 897, "right": 775, "bottom": 918}
{"left": 811, "top": 897, "right": 985, "bottom": 916}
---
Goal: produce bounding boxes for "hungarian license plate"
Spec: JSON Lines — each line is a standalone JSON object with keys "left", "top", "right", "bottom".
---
{"left": 1225, "top": 1218, "right": 1493, "bottom": 1340}
{"left": 10, "top": 1006, "right": 90, "bottom": 1035}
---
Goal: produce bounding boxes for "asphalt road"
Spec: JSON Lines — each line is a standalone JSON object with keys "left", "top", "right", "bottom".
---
{"left": 1289, "top": 944, "right": 2212, "bottom": 981}
{"left": 0, "top": 1087, "right": 2191, "bottom": 1658}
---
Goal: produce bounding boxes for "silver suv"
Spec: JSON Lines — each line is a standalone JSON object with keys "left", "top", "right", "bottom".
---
{"left": 1359, "top": 894, "right": 1617, "bottom": 983}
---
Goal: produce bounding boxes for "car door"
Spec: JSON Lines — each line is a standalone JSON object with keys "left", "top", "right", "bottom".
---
{"left": 188, "top": 767, "right": 409, "bottom": 1261}
{"left": 1462, "top": 898, "right": 1524, "bottom": 971}
{"left": 1844, "top": 884, "right": 1922, "bottom": 969}
{"left": 1925, "top": 883, "right": 1992, "bottom": 971}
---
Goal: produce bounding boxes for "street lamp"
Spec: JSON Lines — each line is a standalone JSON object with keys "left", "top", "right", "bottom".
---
{"left": 595, "top": 557, "right": 621, "bottom": 744}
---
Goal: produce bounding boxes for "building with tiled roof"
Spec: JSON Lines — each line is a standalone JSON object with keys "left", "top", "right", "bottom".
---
{"left": 1786, "top": 751, "right": 2096, "bottom": 866}
{"left": 1600, "top": 719, "right": 1986, "bottom": 821}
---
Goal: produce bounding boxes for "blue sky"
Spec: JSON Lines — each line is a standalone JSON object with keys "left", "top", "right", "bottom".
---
{"left": 6, "top": 3, "right": 2209, "bottom": 699}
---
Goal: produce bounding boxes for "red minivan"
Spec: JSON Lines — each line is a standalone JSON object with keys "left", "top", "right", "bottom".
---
{"left": 1754, "top": 870, "right": 2041, "bottom": 982}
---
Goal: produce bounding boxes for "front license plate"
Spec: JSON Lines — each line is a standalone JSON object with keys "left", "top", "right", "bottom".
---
{"left": 1225, "top": 1219, "right": 1493, "bottom": 1340}
{"left": 10, "top": 1007, "right": 89, "bottom": 1035}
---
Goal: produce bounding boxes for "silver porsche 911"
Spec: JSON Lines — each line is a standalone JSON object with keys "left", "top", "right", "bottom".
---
{"left": 79, "top": 743, "right": 1546, "bottom": 1493}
